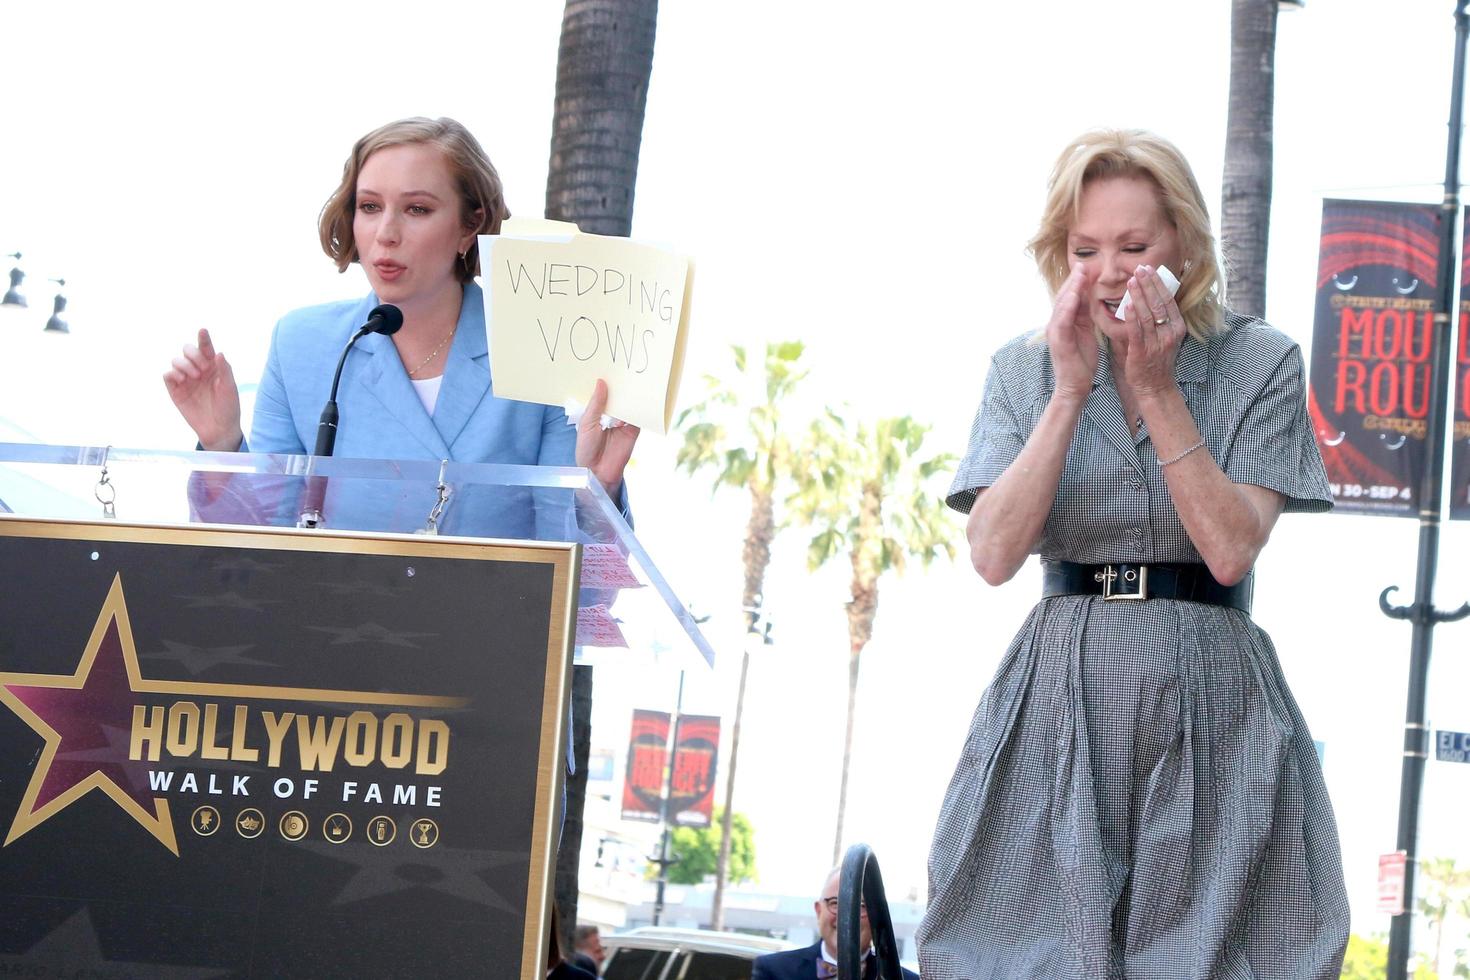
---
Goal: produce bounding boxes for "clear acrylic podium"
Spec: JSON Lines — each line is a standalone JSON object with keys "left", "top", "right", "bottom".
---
{"left": 0, "top": 442, "right": 715, "bottom": 668}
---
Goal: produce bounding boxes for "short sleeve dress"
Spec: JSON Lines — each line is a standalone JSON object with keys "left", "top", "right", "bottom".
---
{"left": 916, "top": 315, "right": 1350, "bottom": 980}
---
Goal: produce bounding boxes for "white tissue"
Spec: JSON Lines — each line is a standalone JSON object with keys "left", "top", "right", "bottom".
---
{"left": 1114, "top": 264, "right": 1181, "bottom": 321}
{"left": 564, "top": 399, "right": 625, "bottom": 430}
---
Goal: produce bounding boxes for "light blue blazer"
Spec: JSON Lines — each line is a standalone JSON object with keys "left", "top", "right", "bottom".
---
{"left": 248, "top": 281, "right": 576, "bottom": 467}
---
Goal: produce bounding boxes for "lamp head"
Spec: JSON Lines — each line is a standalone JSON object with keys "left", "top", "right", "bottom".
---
{"left": 2, "top": 253, "right": 25, "bottom": 309}
{"left": 43, "top": 278, "right": 68, "bottom": 334}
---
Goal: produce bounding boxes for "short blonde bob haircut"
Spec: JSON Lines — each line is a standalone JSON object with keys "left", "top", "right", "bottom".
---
{"left": 1028, "top": 129, "right": 1226, "bottom": 338}
{"left": 318, "top": 116, "right": 510, "bottom": 283}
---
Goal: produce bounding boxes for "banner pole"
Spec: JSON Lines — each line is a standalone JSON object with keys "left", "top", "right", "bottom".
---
{"left": 651, "top": 670, "right": 685, "bottom": 926}
{"left": 1385, "top": 4, "right": 1470, "bottom": 977}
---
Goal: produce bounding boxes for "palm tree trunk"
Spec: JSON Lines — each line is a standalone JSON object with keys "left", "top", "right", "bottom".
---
{"left": 1220, "top": 0, "right": 1280, "bottom": 318}
{"left": 833, "top": 486, "right": 882, "bottom": 864}
{"left": 831, "top": 640, "right": 864, "bottom": 866}
{"left": 555, "top": 664, "right": 593, "bottom": 954}
{"left": 742, "top": 486, "right": 776, "bottom": 617}
{"left": 1433, "top": 897, "right": 1445, "bottom": 976}
{"left": 545, "top": 0, "right": 658, "bottom": 943}
{"left": 710, "top": 646, "right": 750, "bottom": 930}
{"left": 545, "top": 0, "right": 659, "bottom": 236}
{"left": 712, "top": 485, "right": 776, "bottom": 930}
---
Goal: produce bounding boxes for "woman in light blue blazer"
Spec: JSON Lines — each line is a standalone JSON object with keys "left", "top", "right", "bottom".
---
{"left": 163, "top": 117, "right": 637, "bottom": 501}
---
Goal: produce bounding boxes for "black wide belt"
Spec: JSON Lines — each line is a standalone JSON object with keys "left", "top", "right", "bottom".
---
{"left": 1041, "top": 560, "right": 1252, "bottom": 613}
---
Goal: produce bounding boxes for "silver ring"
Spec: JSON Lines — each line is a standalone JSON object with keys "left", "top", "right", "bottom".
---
{"left": 1153, "top": 316, "right": 1168, "bottom": 326}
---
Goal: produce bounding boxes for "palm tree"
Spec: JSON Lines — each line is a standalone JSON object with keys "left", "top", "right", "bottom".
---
{"left": 1417, "top": 857, "right": 1470, "bottom": 977}
{"left": 543, "top": 0, "right": 659, "bottom": 952}
{"left": 675, "top": 341, "right": 808, "bottom": 929}
{"left": 791, "top": 411, "right": 956, "bottom": 863}
{"left": 545, "top": 0, "right": 659, "bottom": 237}
{"left": 1221, "top": 0, "right": 1284, "bottom": 318}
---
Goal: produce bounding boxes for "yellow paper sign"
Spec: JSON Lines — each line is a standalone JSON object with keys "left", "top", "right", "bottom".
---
{"left": 480, "top": 220, "right": 694, "bottom": 433}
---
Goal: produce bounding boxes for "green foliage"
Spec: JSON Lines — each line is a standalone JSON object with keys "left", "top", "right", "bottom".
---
{"left": 1339, "top": 933, "right": 1388, "bottom": 980}
{"left": 657, "top": 808, "right": 757, "bottom": 886}
{"left": 675, "top": 342, "right": 809, "bottom": 496}
{"left": 1418, "top": 858, "right": 1470, "bottom": 977}
{"left": 790, "top": 409, "right": 958, "bottom": 579}
{"left": 1337, "top": 934, "right": 1453, "bottom": 980}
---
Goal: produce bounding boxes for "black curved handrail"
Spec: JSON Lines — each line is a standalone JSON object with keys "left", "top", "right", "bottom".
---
{"left": 838, "top": 843, "right": 904, "bottom": 979}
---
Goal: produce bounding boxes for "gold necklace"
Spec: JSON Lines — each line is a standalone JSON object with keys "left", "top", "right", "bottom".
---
{"left": 407, "top": 325, "right": 457, "bottom": 378}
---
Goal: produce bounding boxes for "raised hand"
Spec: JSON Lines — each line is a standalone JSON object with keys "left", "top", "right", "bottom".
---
{"left": 163, "top": 328, "right": 243, "bottom": 451}
{"left": 1115, "top": 264, "right": 1185, "bottom": 396}
{"left": 1045, "top": 263, "right": 1099, "bottom": 401}
{"left": 575, "top": 378, "right": 640, "bottom": 496}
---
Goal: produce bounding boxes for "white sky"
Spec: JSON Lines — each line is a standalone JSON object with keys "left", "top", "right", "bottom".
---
{"left": 2, "top": 0, "right": 1470, "bottom": 950}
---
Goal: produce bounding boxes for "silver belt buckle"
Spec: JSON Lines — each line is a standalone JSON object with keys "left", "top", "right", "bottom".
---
{"left": 1095, "top": 563, "right": 1148, "bottom": 600}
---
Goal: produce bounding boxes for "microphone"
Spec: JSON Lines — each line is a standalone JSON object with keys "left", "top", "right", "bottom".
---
{"left": 313, "top": 305, "right": 403, "bottom": 457}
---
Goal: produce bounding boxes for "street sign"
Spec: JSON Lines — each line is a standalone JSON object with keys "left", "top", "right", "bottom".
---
{"left": 1378, "top": 851, "right": 1408, "bottom": 916}
{"left": 1436, "top": 731, "right": 1470, "bottom": 763}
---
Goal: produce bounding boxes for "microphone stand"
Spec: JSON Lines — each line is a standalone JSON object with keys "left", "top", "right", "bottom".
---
{"left": 296, "top": 473, "right": 328, "bottom": 530}
{"left": 297, "top": 332, "right": 360, "bottom": 528}
{"left": 297, "top": 305, "right": 403, "bottom": 529}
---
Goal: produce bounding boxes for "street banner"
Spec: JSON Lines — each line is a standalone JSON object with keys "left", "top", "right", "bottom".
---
{"left": 669, "top": 715, "right": 720, "bottom": 827}
{"left": 0, "top": 518, "right": 576, "bottom": 978}
{"left": 1309, "top": 200, "right": 1440, "bottom": 516}
{"left": 621, "top": 709, "right": 670, "bottom": 823}
{"left": 1453, "top": 225, "right": 1470, "bottom": 520}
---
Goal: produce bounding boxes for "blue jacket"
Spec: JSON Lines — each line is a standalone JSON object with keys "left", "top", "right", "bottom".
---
{"left": 205, "top": 282, "right": 628, "bottom": 537}
{"left": 248, "top": 281, "right": 576, "bottom": 466}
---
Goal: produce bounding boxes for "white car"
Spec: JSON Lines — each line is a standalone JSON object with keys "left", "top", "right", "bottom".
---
{"left": 600, "top": 927, "right": 791, "bottom": 980}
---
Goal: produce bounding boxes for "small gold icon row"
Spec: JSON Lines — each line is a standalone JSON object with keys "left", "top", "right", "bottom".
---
{"left": 190, "top": 806, "right": 439, "bottom": 848}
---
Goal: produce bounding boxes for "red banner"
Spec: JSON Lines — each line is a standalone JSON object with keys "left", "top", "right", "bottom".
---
{"left": 620, "top": 710, "right": 669, "bottom": 823}
{"left": 1309, "top": 200, "right": 1439, "bottom": 515}
{"left": 669, "top": 715, "right": 720, "bottom": 827}
{"left": 1453, "top": 224, "right": 1470, "bottom": 520}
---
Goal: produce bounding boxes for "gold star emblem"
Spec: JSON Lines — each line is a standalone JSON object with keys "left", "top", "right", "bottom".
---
{"left": 0, "top": 575, "right": 178, "bottom": 854}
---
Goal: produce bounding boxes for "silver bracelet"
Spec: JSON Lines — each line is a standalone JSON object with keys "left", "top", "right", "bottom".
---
{"left": 1159, "top": 439, "right": 1207, "bottom": 467}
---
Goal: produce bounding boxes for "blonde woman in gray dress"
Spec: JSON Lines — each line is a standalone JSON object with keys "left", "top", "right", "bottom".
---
{"left": 917, "top": 130, "right": 1348, "bottom": 979}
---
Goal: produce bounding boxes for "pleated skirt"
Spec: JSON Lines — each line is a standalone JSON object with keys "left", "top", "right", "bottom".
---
{"left": 917, "top": 595, "right": 1349, "bottom": 980}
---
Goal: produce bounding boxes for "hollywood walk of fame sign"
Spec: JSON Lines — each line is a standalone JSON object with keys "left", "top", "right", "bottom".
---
{"left": 0, "top": 517, "right": 577, "bottom": 978}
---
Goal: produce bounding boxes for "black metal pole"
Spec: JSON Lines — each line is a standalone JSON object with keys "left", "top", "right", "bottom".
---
{"left": 651, "top": 670, "right": 685, "bottom": 926}
{"left": 838, "top": 843, "right": 904, "bottom": 980}
{"left": 1384, "top": 4, "right": 1470, "bottom": 977}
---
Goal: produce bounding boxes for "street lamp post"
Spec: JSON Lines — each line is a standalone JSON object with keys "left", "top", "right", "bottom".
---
{"left": 650, "top": 670, "right": 686, "bottom": 927}
{"left": 1382, "top": 4, "right": 1470, "bottom": 978}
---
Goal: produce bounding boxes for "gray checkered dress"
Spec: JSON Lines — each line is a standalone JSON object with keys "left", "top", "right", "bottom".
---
{"left": 918, "top": 316, "right": 1350, "bottom": 979}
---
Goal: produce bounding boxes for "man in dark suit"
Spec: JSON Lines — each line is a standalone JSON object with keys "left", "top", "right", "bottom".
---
{"left": 570, "top": 924, "right": 605, "bottom": 976}
{"left": 548, "top": 959, "right": 596, "bottom": 980}
{"left": 751, "top": 869, "right": 917, "bottom": 979}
